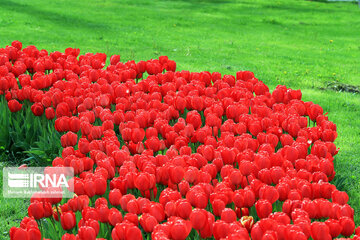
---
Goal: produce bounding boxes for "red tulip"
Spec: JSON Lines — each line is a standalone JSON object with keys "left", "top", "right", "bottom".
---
{"left": 94, "top": 176, "right": 107, "bottom": 196}
{"left": 60, "top": 131, "right": 78, "bottom": 147}
{"left": 169, "top": 166, "right": 185, "bottom": 184}
{"left": 134, "top": 172, "right": 151, "bottom": 192}
{"left": 176, "top": 199, "right": 192, "bottom": 219}
{"left": 108, "top": 208, "right": 123, "bottom": 226}
{"left": 45, "top": 107, "right": 55, "bottom": 119}
{"left": 140, "top": 213, "right": 158, "bottom": 232}
{"left": 78, "top": 138, "right": 90, "bottom": 154}
{"left": 110, "top": 55, "right": 120, "bottom": 65}
{"left": 212, "top": 199, "right": 226, "bottom": 217}
{"left": 8, "top": 99, "right": 22, "bottom": 112}
{"left": 0, "top": 77, "right": 9, "bottom": 91}
{"left": 239, "top": 161, "right": 253, "bottom": 176}
{"left": 96, "top": 204, "right": 110, "bottom": 223}
{"left": 127, "top": 199, "right": 140, "bottom": 214}
{"left": 82, "top": 207, "right": 100, "bottom": 222}
{"left": 340, "top": 216, "right": 355, "bottom": 236}
{"left": 131, "top": 128, "right": 145, "bottom": 143}
{"left": 62, "top": 233, "right": 76, "bottom": 240}
{"left": 56, "top": 102, "right": 71, "bottom": 117}
{"left": 178, "top": 180, "right": 190, "bottom": 196}
{"left": 84, "top": 180, "right": 96, "bottom": 198}
{"left": 259, "top": 185, "right": 279, "bottom": 204}
{"left": 221, "top": 208, "right": 237, "bottom": 223}
{"left": 143, "top": 202, "right": 164, "bottom": 222}
{"left": 60, "top": 211, "right": 76, "bottom": 230}
{"left": 325, "top": 219, "right": 342, "bottom": 238}
{"left": 262, "top": 230, "right": 277, "bottom": 240}
{"left": 190, "top": 208, "right": 207, "bottom": 230}
{"left": 255, "top": 199, "right": 272, "bottom": 219}
{"left": 165, "top": 201, "right": 177, "bottom": 217}
{"left": 170, "top": 219, "right": 191, "bottom": 240}
{"left": 109, "top": 189, "right": 122, "bottom": 206}
{"left": 310, "top": 222, "right": 331, "bottom": 240}
{"left": 111, "top": 224, "right": 125, "bottom": 240}
{"left": 145, "top": 137, "right": 161, "bottom": 152}
{"left": 213, "top": 220, "right": 230, "bottom": 240}
{"left": 78, "top": 226, "right": 97, "bottom": 240}
{"left": 28, "top": 201, "right": 44, "bottom": 220}
{"left": 340, "top": 204, "right": 354, "bottom": 219}
{"left": 90, "top": 126, "right": 103, "bottom": 140}
{"left": 165, "top": 60, "right": 176, "bottom": 72}
{"left": 332, "top": 189, "right": 349, "bottom": 205}
{"left": 186, "top": 111, "right": 202, "bottom": 130}
{"left": 79, "top": 219, "right": 99, "bottom": 236}
{"left": 125, "top": 225, "right": 143, "bottom": 240}
{"left": 69, "top": 116, "right": 80, "bottom": 133}
{"left": 31, "top": 102, "right": 44, "bottom": 116}
{"left": 26, "top": 228, "right": 42, "bottom": 240}
{"left": 234, "top": 188, "right": 255, "bottom": 208}
{"left": 10, "top": 228, "right": 28, "bottom": 240}
{"left": 124, "top": 213, "right": 139, "bottom": 226}
{"left": 308, "top": 104, "right": 323, "bottom": 121}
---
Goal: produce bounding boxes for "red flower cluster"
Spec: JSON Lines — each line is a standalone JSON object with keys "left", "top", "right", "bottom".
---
{"left": 2, "top": 41, "right": 358, "bottom": 240}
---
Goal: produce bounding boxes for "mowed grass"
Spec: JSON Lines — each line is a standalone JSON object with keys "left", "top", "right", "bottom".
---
{"left": 0, "top": 0, "right": 359, "bottom": 238}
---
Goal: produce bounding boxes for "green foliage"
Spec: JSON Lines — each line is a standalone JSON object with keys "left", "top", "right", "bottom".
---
{"left": 0, "top": 96, "right": 61, "bottom": 166}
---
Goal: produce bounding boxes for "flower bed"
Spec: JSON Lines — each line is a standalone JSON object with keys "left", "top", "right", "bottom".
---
{"left": 1, "top": 41, "right": 358, "bottom": 240}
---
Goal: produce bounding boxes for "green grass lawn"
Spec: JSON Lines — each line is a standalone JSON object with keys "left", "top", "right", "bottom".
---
{"left": 0, "top": 0, "right": 359, "bottom": 238}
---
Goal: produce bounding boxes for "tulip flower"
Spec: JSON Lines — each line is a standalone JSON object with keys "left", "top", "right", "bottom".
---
{"left": 255, "top": 199, "right": 272, "bottom": 219}
{"left": 60, "top": 211, "right": 76, "bottom": 230}
{"left": 28, "top": 201, "right": 44, "bottom": 220}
